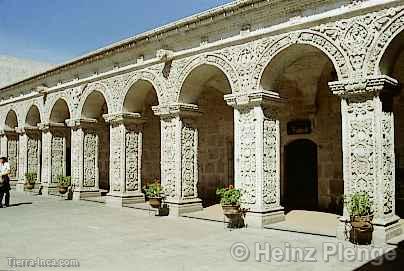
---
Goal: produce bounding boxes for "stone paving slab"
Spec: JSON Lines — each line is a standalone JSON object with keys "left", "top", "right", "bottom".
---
{"left": 0, "top": 192, "right": 403, "bottom": 271}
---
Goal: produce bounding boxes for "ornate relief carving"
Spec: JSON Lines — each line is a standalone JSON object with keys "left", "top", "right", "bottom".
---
{"left": 381, "top": 112, "right": 394, "bottom": 215}
{"left": 125, "top": 129, "right": 139, "bottom": 192}
{"left": 83, "top": 131, "right": 97, "bottom": 187}
{"left": 181, "top": 120, "right": 197, "bottom": 198}
{"left": 346, "top": 99, "right": 376, "bottom": 210}
{"left": 367, "top": 7, "right": 404, "bottom": 75}
{"left": 253, "top": 30, "right": 349, "bottom": 90}
{"left": 263, "top": 117, "right": 278, "bottom": 207}
{"left": 51, "top": 135, "right": 64, "bottom": 184}
{"left": 238, "top": 108, "right": 256, "bottom": 205}
{"left": 27, "top": 136, "right": 39, "bottom": 174}
{"left": 7, "top": 136, "right": 18, "bottom": 178}
{"left": 175, "top": 54, "right": 240, "bottom": 101}
{"left": 161, "top": 118, "right": 177, "bottom": 198}
{"left": 110, "top": 125, "right": 122, "bottom": 192}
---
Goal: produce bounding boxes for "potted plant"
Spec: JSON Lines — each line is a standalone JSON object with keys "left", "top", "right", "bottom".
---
{"left": 216, "top": 185, "right": 244, "bottom": 228}
{"left": 25, "top": 172, "right": 37, "bottom": 190}
{"left": 345, "top": 192, "right": 374, "bottom": 245}
{"left": 57, "top": 175, "right": 71, "bottom": 195}
{"left": 144, "top": 181, "right": 164, "bottom": 208}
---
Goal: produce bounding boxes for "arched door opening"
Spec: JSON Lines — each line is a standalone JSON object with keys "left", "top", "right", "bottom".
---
{"left": 180, "top": 64, "right": 234, "bottom": 208}
{"left": 49, "top": 99, "right": 72, "bottom": 191}
{"left": 81, "top": 91, "right": 110, "bottom": 195}
{"left": 284, "top": 139, "right": 318, "bottom": 211}
{"left": 123, "top": 80, "right": 161, "bottom": 190}
{"left": 380, "top": 30, "right": 404, "bottom": 218}
{"left": 260, "top": 44, "right": 343, "bottom": 215}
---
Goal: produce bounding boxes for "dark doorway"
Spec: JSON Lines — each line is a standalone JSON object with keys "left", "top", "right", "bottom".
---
{"left": 284, "top": 139, "right": 318, "bottom": 211}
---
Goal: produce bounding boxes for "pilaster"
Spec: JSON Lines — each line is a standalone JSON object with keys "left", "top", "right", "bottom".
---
{"left": 153, "top": 103, "right": 203, "bottom": 216}
{"left": 66, "top": 118, "right": 101, "bottom": 200}
{"left": 103, "top": 113, "right": 146, "bottom": 207}
{"left": 329, "top": 75, "right": 403, "bottom": 244}
{"left": 225, "top": 91, "right": 286, "bottom": 227}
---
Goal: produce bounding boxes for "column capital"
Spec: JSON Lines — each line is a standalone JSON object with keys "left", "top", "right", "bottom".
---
{"left": 152, "top": 103, "right": 201, "bottom": 119}
{"left": 103, "top": 112, "right": 147, "bottom": 126}
{"left": 224, "top": 90, "right": 286, "bottom": 109}
{"left": 38, "top": 122, "right": 67, "bottom": 132}
{"left": 0, "top": 127, "right": 17, "bottom": 136}
{"left": 329, "top": 75, "right": 399, "bottom": 98}
{"left": 16, "top": 125, "right": 40, "bottom": 135}
{"left": 65, "top": 118, "right": 98, "bottom": 130}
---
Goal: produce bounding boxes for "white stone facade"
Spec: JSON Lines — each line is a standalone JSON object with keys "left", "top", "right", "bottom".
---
{"left": 1, "top": 0, "right": 404, "bottom": 243}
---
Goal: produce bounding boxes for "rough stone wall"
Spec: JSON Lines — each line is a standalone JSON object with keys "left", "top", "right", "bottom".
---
{"left": 141, "top": 92, "right": 161, "bottom": 185}
{"left": 196, "top": 89, "right": 234, "bottom": 206}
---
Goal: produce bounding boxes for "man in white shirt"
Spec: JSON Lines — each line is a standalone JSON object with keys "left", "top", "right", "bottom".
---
{"left": 0, "top": 157, "right": 11, "bottom": 208}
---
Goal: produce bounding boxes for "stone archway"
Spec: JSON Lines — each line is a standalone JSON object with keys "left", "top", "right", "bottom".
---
{"left": 21, "top": 105, "right": 42, "bottom": 190}
{"left": 179, "top": 63, "right": 234, "bottom": 208}
{"left": 259, "top": 44, "right": 343, "bottom": 214}
{"left": 81, "top": 90, "right": 110, "bottom": 195}
{"left": 377, "top": 29, "right": 404, "bottom": 218}
{"left": 122, "top": 79, "right": 161, "bottom": 188}
{"left": 41, "top": 98, "right": 72, "bottom": 194}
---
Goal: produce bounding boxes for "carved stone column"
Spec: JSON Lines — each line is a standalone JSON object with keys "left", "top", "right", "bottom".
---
{"left": 154, "top": 104, "right": 202, "bottom": 216}
{"left": 16, "top": 128, "right": 28, "bottom": 192}
{"left": 15, "top": 126, "right": 41, "bottom": 192}
{"left": 1, "top": 129, "right": 19, "bottom": 186}
{"left": 103, "top": 113, "right": 146, "bottom": 206}
{"left": 0, "top": 131, "right": 7, "bottom": 157}
{"left": 67, "top": 118, "right": 101, "bottom": 200}
{"left": 225, "top": 91, "right": 285, "bottom": 227}
{"left": 39, "top": 123, "right": 69, "bottom": 195}
{"left": 330, "top": 76, "right": 402, "bottom": 244}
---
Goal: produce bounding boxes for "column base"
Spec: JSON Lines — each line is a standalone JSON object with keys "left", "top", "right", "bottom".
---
{"left": 73, "top": 190, "right": 101, "bottom": 200}
{"left": 16, "top": 182, "right": 25, "bottom": 192}
{"left": 41, "top": 185, "right": 58, "bottom": 196}
{"left": 245, "top": 208, "right": 285, "bottom": 228}
{"left": 166, "top": 198, "right": 203, "bottom": 216}
{"left": 105, "top": 193, "right": 145, "bottom": 207}
{"left": 336, "top": 216, "right": 403, "bottom": 244}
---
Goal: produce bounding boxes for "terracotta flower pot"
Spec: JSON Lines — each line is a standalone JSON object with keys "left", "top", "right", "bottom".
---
{"left": 222, "top": 205, "right": 244, "bottom": 228}
{"left": 59, "top": 186, "right": 68, "bottom": 195}
{"left": 26, "top": 183, "right": 35, "bottom": 190}
{"left": 349, "top": 215, "right": 373, "bottom": 245}
{"left": 149, "top": 197, "right": 162, "bottom": 208}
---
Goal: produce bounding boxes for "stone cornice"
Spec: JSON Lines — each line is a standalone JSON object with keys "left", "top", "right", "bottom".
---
{"left": 329, "top": 75, "right": 399, "bottom": 98}
{"left": 224, "top": 90, "right": 286, "bottom": 109}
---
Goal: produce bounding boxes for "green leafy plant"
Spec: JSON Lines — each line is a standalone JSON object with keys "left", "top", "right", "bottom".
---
{"left": 25, "top": 172, "right": 37, "bottom": 185}
{"left": 216, "top": 185, "right": 241, "bottom": 206}
{"left": 57, "top": 175, "right": 71, "bottom": 188}
{"left": 345, "top": 192, "right": 373, "bottom": 218}
{"left": 143, "top": 181, "right": 163, "bottom": 198}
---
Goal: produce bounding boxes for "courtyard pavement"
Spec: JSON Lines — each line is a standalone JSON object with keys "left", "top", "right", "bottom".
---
{"left": 0, "top": 192, "right": 403, "bottom": 271}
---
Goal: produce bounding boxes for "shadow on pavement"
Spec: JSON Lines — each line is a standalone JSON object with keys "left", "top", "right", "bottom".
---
{"left": 354, "top": 241, "right": 404, "bottom": 270}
